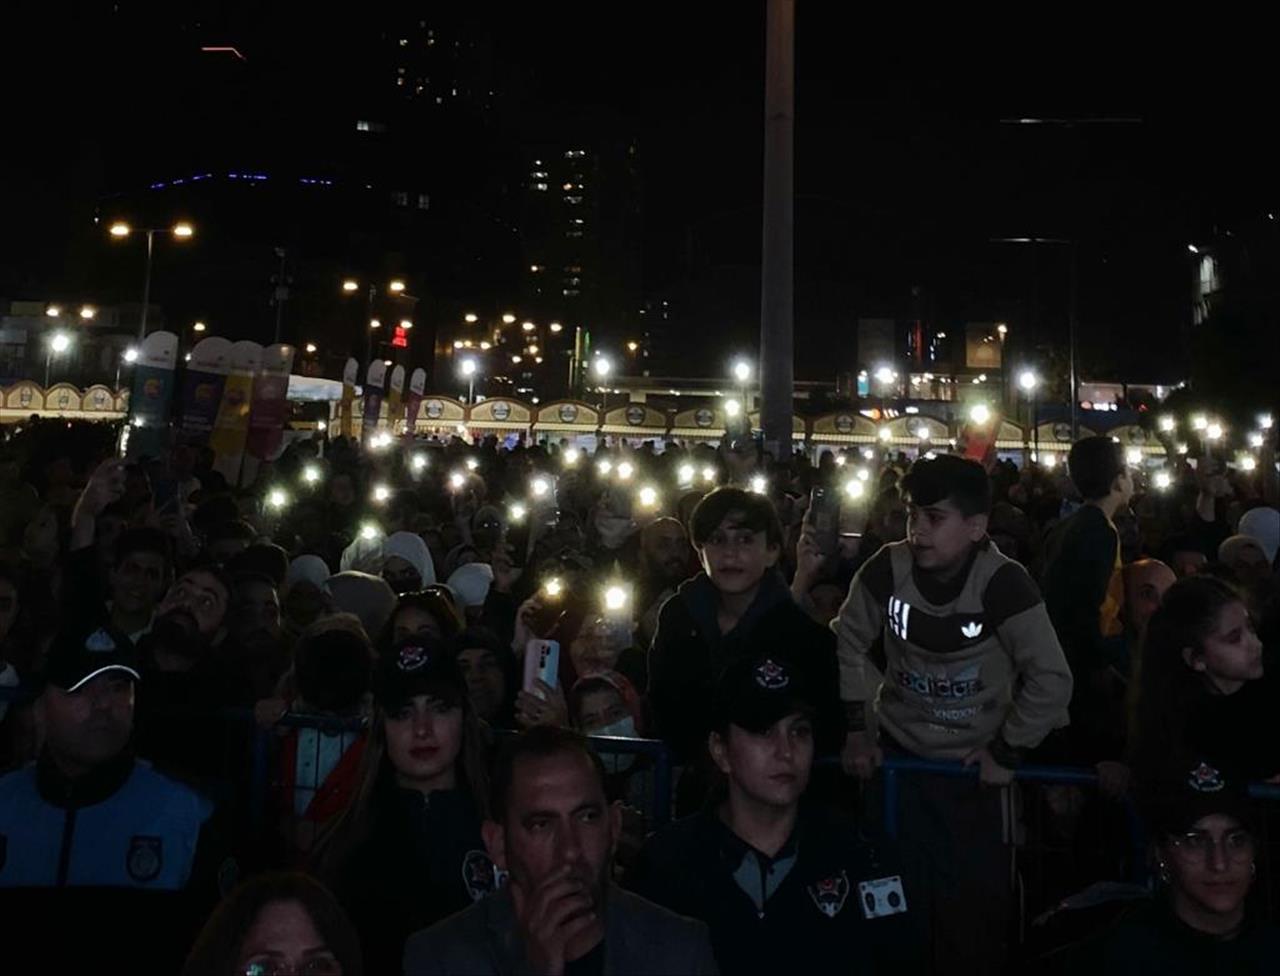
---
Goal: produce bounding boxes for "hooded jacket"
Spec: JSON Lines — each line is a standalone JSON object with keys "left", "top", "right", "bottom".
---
{"left": 648, "top": 570, "right": 843, "bottom": 763}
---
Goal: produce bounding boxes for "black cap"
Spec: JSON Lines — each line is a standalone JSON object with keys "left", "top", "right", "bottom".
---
{"left": 44, "top": 623, "right": 139, "bottom": 693}
{"left": 1144, "top": 760, "right": 1256, "bottom": 836}
{"left": 375, "top": 636, "right": 467, "bottom": 710}
{"left": 712, "top": 652, "right": 814, "bottom": 734}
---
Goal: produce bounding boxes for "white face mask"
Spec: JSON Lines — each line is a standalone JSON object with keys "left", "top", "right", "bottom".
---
{"left": 591, "top": 715, "right": 638, "bottom": 773}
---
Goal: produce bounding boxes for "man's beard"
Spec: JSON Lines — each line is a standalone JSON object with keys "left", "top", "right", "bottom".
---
{"left": 151, "top": 610, "right": 209, "bottom": 659}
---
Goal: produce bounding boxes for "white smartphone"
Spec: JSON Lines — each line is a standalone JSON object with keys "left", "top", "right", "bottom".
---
{"left": 523, "top": 639, "right": 561, "bottom": 696}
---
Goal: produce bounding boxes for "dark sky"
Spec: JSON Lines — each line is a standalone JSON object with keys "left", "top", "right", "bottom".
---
{"left": 2, "top": 4, "right": 1274, "bottom": 381}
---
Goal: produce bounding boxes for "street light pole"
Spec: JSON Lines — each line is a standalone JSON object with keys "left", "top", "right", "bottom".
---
{"left": 759, "top": 0, "right": 795, "bottom": 456}
{"left": 138, "top": 229, "right": 155, "bottom": 339}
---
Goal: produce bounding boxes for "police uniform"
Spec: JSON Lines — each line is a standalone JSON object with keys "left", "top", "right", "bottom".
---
{"left": 628, "top": 651, "right": 922, "bottom": 974}
{"left": 0, "top": 623, "right": 222, "bottom": 971}
{"left": 0, "top": 750, "right": 213, "bottom": 888}
{"left": 629, "top": 805, "right": 920, "bottom": 974}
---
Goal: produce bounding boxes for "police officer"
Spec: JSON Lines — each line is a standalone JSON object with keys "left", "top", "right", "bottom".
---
{"left": 627, "top": 650, "right": 923, "bottom": 974}
{"left": 0, "top": 622, "right": 223, "bottom": 969}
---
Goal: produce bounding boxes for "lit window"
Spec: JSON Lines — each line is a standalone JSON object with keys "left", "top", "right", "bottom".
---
{"left": 562, "top": 182, "right": 574, "bottom": 191}
{"left": 531, "top": 171, "right": 548, "bottom": 179}
{"left": 417, "top": 193, "right": 430, "bottom": 210}
{"left": 399, "top": 38, "right": 408, "bottom": 46}
{"left": 394, "top": 191, "right": 408, "bottom": 206}
{"left": 356, "top": 121, "right": 370, "bottom": 131}
{"left": 565, "top": 196, "right": 583, "bottom": 205}
{"left": 566, "top": 231, "right": 583, "bottom": 238}
{"left": 534, "top": 183, "right": 548, "bottom": 191}
{"left": 565, "top": 150, "right": 586, "bottom": 159}
{"left": 397, "top": 78, "right": 404, "bottom": 86}
{"left": 563, "top": 289, "right": 580, "bottom": 297}
{"left": 570, "top": 218, "right": 584, "bottom": 225}
{"left": 397, "top": 67, "right": 406, "bottom": 74}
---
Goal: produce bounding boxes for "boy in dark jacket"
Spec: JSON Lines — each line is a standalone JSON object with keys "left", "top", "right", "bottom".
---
{"left": 1039, "top": 436, "right": 1135, "bottom": 764}
{"left": 630, "top": 651, "right": 919, "bottom": 974}
{"left": 647, "top": 488, "right": 842, "bottom": 766}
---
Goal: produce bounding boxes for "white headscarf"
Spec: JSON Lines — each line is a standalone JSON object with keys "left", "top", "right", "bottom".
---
{"left": 447, "top": 562, "right": 494, "bottom": 608}
{"left": 1238, "top": 507, "right": 1280, "bottom": 565}
{"left": 384, "top": 531, "right": 436, "bottom": 588}
{"left": 285, "top": 554, "right": 332, "bottom": 595}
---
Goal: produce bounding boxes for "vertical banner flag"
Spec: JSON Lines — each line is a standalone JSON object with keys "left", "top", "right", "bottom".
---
{"left": 210, "top": 341, "right": 262, "bottom": 484}
{"left": 246, "top": 344, "right": 296, "bottom": 461}
{"left": 405, "top": 368, "right": 426, "bottom": 432}
{"left": 386, "top": 365, "right": 405, "bottom": 432}
{"left": 125, "top": 331, "right": 179, "bottom": 458}
{"left": 179, "top": 337, "right": 233, "bottom": 445}
{"left": 362, "top": 360, "right": 387, "bottom": 439}
{"left": 339, "top": 357, "right": 358, "bottom": 438}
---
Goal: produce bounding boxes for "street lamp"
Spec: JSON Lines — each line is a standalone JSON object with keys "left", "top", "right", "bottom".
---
{"left": 115, "top": 346, "right": 139, "bottom": 390}
{"left": 107, "top": 220, "right": 195, "bottom": 338}
{"left": 79, "top": 305, "right": 97, "bottom": 320}
{"left": 305, "top": 343, "right": 318, "bottom": 354}
{"left": 342, "top": 278, "right": 415, "bottom": 374}
{"left": 464, "top": 313, "right": 478, "bottom": 323}
{"left": 969, "top": 403, "right": 992, "bottom": 426}
{"left": 460, "top": 358, "right": 479, "bottom": 403}
{"left": 45, "top": 305, "right": 61, "bottom": 318}
{"left": 502, "top": 313, "right": 517, "bottom": 325}
{"left": 193, "top": 321, "right": 206, "bottom": 333}
{"left": 1018, "top": 369, "right": 1040, "bottom": 457}
{"left": 45, "top": 332, "right": 71, "bottom": 386}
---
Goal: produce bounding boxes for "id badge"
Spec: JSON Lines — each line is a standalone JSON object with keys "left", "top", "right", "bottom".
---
{"left": 858, "top": 875, "right": 908, "bottom": 919}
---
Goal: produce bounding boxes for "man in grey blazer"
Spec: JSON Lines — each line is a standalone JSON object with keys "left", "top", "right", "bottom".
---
{"left": 404, "top": 727, "right": 717, "bottom": 976}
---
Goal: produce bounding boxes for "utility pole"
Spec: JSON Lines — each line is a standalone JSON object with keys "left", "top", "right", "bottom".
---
{"left": 759, "top": 0, "right": 795, "bottom": 457}
{"left": 271, "top": 247, "right": 290, "bottom": 345}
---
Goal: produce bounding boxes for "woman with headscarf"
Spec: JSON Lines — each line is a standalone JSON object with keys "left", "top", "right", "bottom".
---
{"left": 382, "top": 530, "right": 436, "bottom": 594}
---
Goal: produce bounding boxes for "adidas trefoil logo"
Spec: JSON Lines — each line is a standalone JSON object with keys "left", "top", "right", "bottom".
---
{"left": 960, "top": 621, "right": 983, "bottom": 640}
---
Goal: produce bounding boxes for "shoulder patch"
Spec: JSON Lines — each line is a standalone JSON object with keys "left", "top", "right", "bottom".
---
{"left": 126, "top": 835, "right": 163, "bottom": 883}
{"left": 461, "top": 849, "right": 500, "bottom": 901}
{"left": 808, "top": 870, "right": 851, "bottom": 918}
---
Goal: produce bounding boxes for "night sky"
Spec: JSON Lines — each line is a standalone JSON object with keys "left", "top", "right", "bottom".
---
{"left": 2, "top": 4, "right": 1274, "bottom": 384}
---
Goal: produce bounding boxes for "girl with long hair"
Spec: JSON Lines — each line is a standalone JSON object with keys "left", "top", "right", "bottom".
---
{"left": 311, "top": 635, "right": 496, "bottom": 975}
{"left": 1130, "top": 575, "right": 1278, "bottom": 787}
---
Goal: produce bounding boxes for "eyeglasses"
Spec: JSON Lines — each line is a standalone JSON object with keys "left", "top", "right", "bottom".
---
{"left": 1169, "top": 828, "right": 1255, "bottom": 865}
{"left": 240, "top": 954, "right": 342, "bottom": 976}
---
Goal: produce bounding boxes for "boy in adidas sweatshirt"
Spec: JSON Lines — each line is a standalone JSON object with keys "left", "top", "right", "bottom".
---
{"left": 833, "top": 453, "right": 1072, "bottom": 974}
{"left": 836, "top": 453, "right": 1072, "bottom": 781}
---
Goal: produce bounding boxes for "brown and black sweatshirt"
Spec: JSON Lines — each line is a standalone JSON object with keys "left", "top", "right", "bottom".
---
{"left": 833, "top": 539, "right": 1072, "bottom": 765}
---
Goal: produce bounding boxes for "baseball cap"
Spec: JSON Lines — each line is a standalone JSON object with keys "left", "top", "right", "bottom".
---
{"left": 712, "top": 652, "right": 814, "bottom": 734}
{"left": 44, "top": 623, "right": 140, "bottom": 693}
{"left": 375, "top": 635, "right": 467, "bottom": 711}
{"left": 1143, "top": 760, "right": 1256, "bottom": 836}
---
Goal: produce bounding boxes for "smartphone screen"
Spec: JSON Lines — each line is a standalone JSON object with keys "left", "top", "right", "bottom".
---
{"left": 809, "top": 486, "right": 839, "bottom": 558}
{"left": 522, "top": 639, "right": 561, "bottom": 694}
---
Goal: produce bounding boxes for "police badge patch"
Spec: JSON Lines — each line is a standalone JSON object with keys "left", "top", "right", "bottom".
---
{"left": 126, "top": 835, "right": 163, "bottom": 883}
{"left": 1188, "top": 761, "right": 1224, "bottom": 793}
{"left": 754, "top": 659, "right": 790, "bottom": 691}
{"left": 808, "top": 870, "right": 850, "bottom": 918}
{"left": 461, "top": 849, "right": 498, "bottom": 902}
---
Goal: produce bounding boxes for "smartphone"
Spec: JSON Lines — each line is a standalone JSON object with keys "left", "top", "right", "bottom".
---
{"left": 809, "top": 486, "right": 840, "bottom": 558}
{"left": 523, "top": 639, "right": 561, "bottom": 696}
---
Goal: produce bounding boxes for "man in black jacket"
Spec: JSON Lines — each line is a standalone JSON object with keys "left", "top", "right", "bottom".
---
{"left": 629, "top": 651, "right": 920, "bottom": 974}
{"left": 647, "top": 488, "right": 842, "bottom": 766}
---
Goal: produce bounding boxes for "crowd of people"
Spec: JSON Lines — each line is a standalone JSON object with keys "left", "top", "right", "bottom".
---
{"left": 0, "top": 414, "right": 1277, "bottom": 973}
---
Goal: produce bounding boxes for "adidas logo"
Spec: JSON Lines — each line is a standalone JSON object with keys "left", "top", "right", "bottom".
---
{"left": 960, "top": 621, "right": 983, "bottom": 640}
{"left": 888, "top": 597, "right": 912, "bottom": 640}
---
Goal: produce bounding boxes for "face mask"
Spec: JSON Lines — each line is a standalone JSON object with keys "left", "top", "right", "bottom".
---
{"left": 592, "top": 716, "right": 637, "bottom": 773}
